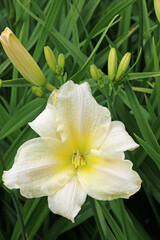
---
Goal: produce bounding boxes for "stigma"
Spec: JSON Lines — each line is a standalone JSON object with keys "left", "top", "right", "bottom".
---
{"left": 72, "top": 150, "right": 86, "bottom": 168}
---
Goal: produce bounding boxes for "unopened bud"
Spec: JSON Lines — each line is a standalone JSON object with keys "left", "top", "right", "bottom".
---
{"left": 154, "top": 0, "right": 160, "bottom": 22}
{"left": 97, "top": 70, "right": 104, "bottom": 88}
{"left": 44, "top": 46, "right": 57, "bottom": 74}
{"left": 115, "top": 52, "right": 131, "bottom": 81}
{"left": 108, "top": 48, "right": 117, "bottom": 81}
{"left": 97, "top": 69, "right": 103, "bottom": 79}
{"left": 58, "top": 54, "right": 65, "bottom": 69}
{"left": 0, "top": 27, "right": 47, "bottom": 87}
{"left": 32, "top": 86, "right": 44, "bottom": 98}
{"left": 90, "top": 65, "right": 98, "bottom": 81}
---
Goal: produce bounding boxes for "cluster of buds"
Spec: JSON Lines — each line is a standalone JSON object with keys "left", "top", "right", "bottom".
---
{"left": 90, "top": 48, "right": 131, "bottom": 89}
{"left": 44, "top": 46, "right": 65, "bottom": 77}
{"left": 90, "top": 65, "right": 104, "bottom": 88}
{"left": 108, "top": 47, "right": 131, "bottom": 83}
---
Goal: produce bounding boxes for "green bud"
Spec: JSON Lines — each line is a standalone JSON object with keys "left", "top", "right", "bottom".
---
{"left": 108, "top": 48, "right": 117, "bottom": 81}
{"left": 97, "top": 69, "right": 103, "bottom": 79}
{"left": 32, "top": 86, "right": 44, "bottom": 98}
{"left": 154, "top": 0, "right": 160, "bottom": 22}
{"left": 58, "top": 54, "right": 65, "bottom": 69}
{"left": 115, "top": 52, "right": 131, "bottom": 81}
{"left": 90, "top": 65, "right": 98, "bottom": 81}
{"left": 44, "top": 46, "right": 57, "bottom": 74}
{"left": 97, "top": 70, "right": 104, "bottom": 88}
{"left": 0, "top": 79, "right": 2, "bottom": 88}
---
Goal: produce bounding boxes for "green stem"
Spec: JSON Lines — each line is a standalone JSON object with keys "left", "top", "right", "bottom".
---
{"left": 11, "top": 192, "right": 27, "bottom": 240}
{"left": 45, "top": 82, "right": 55, "bottom": 92}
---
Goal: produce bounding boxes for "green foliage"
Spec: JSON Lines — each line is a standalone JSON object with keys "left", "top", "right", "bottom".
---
{"left": 0, "top": 0, "right": 160, "bottom": 239}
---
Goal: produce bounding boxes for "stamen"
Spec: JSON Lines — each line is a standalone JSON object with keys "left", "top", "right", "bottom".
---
{"left": 72, "top": 150, "right": 86, "bottom": 168}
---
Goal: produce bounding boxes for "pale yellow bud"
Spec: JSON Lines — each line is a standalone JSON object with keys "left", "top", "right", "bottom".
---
{"left": 154, "top": 0, "right": 160, "bottom": 22}
{"left": 115, "top": 52, "right": 131, "bottom": 81}
{"left": 58, "top": 53, "right": 65, "bottom": 69}
{"left": 0, "top": 27, "right": 46, "bottom": 87}
{"left": 44, "top": 46, "right": 57, "bottom": 74}
{"left": 32, "top": 86, "right": 44, "bottom": 98}
{"left": 90, "top": 65, "right": 98, "bottom": 81}
{"left": 108, "top": 48, "right": 117, "bottom": 81}
{"left": 0, "top": 79, "right": 2, "bottom": 88}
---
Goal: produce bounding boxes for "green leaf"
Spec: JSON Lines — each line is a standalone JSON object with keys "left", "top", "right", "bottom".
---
{"left": 0, "top": 98, "right": 46, "bottom": 140}
{"left": 1, "top": 78, "right": 31, "bottom": 87}
{"left": 124, "top": 80, "right": 160, "bottom": 153}
{"left": 71, "top": 15, "right": 120, "bottom": 82}
{"left": 135, "top": 134, "right": 160, "bottom": 170}
{"left": 128, "top": 72, "right": 160, "bottom": 80}
{"left": 99, "top": 201, "right": 127, "bottom": 240}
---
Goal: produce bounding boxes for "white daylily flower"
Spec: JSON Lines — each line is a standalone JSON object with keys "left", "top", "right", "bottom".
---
{"left": 3, "top": 81, "right": 142, "bottom": 222}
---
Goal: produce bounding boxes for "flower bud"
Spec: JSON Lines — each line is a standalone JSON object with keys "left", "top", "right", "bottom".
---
{"left": 90, "top": 65, "right": 98, "bottom": 81}
{"left": 108, "top": 48, "right": 117, "bottom": 81}
{"left": 97, "top": 69, "right": 103, "bottom": 79}
{"left": 44, "top": 46, "right": 57, "bottom": 74}
{"left": 115, "top": 52, "right": 131, "bottom": 81}
{"left": 154, "top": 0, "right": 160, "bottom": 22}
{"left": 58, "top": 53, "right": 65, "bottom": 69}
{"left": 0, "top": 27, "right": 47, "bottom": 87}
{"left": 32, "top": 86, "right": 44, "bottom": 98}
{"left": 97, "top": 70, "right": 104, "bottom": 88}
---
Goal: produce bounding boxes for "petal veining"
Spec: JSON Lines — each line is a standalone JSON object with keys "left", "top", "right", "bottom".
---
{"left": 78, "top": 150, "right": 142, "bottom": 201}
{"left": 29, "top": 104, "right": 60, "bottom": 139}
{"left": 100, "top": 121, "right": 139, "bottom": 152}
{"left": 3, "top": 137, "right": 75, "bottom": 198}
{"left": 56, "top": 81, "right": 111, "bottom": 152}
{"left": 48, "top": 176, "right": 87, "bottom": 222}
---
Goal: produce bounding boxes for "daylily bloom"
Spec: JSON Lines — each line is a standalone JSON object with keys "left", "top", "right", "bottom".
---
{"left": 0, "top": 27, "right": 46, "bottom": 87}
{"left": 3, "top": 81, "right": 142, "bottom": 222}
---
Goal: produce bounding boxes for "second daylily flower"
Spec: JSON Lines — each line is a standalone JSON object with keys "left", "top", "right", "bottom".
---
{"left": 3, "top": 81, "right": 142, "bottom": 222}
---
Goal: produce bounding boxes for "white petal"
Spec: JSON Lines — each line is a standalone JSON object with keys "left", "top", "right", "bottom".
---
{"left": 100, "top": 121, "right": 139, "bottom": 152}
{"left": 56, "top": 81, "right": 111, "bottom": 151}
{"left": 29, "top": 104, "right": 60, "bottom": 139}
{"left": 48, "top": 176, "right": 87, "bottom": 222}
{"left": 3, "top": 137, "right": 75, "bottom": 198}
{"left": 78, "top": 150, "right": 142, "bottom": 201}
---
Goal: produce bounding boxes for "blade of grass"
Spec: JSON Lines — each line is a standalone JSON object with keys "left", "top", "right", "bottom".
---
{"left": 11, "top": 192, "right": 27, "bottom": 240}
{"left": 89, "top": 198, "right": 110, "bottom": 240}
{"left": 99, "top": 201, "right": 127, "bottom": 240}
{"left": 135, "top": 134, "right": 160, "bottom": 170}
{"left": 124, "top": 80, "right": 160, "bottom": 153}
{"left": 71, "top": 15, "right": 120, "bottom": 82}
{"left": 152, "top": 37, "right": 160, "bottom": 115}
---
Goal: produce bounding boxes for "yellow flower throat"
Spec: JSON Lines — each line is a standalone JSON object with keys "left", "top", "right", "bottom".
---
{"left": 72, "top": 150, "right": 86, "bottom": 168}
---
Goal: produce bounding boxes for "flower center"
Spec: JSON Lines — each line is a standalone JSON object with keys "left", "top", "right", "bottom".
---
{"left": 72, "top": 150, "right": 86, "bottom": 168}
